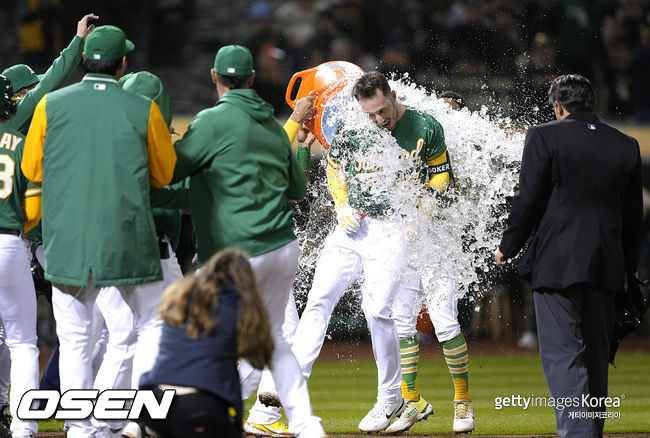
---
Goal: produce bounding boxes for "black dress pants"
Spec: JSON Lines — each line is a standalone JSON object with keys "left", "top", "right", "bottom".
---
{"left": 534, "top": 284, "right": 615, "bottom": 438}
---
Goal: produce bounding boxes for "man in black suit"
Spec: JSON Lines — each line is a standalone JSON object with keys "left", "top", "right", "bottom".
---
{"left": 494, "top": 74, "right": 642, "bottom": 438}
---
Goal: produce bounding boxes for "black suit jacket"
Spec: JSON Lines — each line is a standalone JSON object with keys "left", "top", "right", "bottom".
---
{"left": 499, "top": 111, "right": 643, "bottom": 292}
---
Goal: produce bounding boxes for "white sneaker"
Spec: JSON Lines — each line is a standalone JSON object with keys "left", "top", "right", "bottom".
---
{"left": 358, "top": 399, "right": 405, "bottom": 433}
{"left": 296, "top": 416, "right": 327, "bottom": 438}
{"left": 385, "top": 396, "right": 434, "bottom": 433}
{"left": 453, "top": 399, "right": 475, "bottom": 434}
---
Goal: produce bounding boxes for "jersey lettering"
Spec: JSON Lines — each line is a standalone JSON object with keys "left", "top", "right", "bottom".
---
{"left": 0, "top": 132, "right": 22, "bottom": 151}
{"left": 353, "top": 150, "right": 381, "bottom": 173}
{"left": 0, "top": 154, "right": 16, "bottom": 199}
{"left": 430, "top": 162, "right": 450, "bottom": 174}
{"left": 398, "top": 138, "right": 424, "bottom": 161}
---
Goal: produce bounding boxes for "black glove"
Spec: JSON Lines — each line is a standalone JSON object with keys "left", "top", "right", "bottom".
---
{"left": 609, "top": 277, "right": 650, "bottom": 365}
{"left": 30, "top": 256, "right": 52, "bottom": 303}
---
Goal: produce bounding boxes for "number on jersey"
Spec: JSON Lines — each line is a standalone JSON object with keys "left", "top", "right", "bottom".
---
{"left": 0, "top": 154, "right": 15, "bottom": 199}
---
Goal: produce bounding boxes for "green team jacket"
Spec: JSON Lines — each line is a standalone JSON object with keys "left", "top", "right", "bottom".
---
{"left": 173, "top": 88, "right": 306, "bottom": 263}
{"left": 22, "top": 74, "right": 177, "bottom": 287}
{"left": 9, "top": 36, "right": 83, "bottom": 135}
{"left": 0, "top": 124, "right": 41, "bottom": 231}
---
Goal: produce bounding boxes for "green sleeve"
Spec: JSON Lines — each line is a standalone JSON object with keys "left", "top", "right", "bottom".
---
{"left": 285, "top": 139, "right": 307, "bottom": 201}
{"left": 150, "top": 178, "right": 190, "bottom": 209}
{"left": 424, "top": 116, "right": 447, "bottom": 160}
{"left": 172, "top": 110, "right": 216, "bottom": 182}
{"left": 9, "top": 36, "right": 84, "bottom": 135}
{"left": 151, "top": 179, "right": 189, "bottom": 252}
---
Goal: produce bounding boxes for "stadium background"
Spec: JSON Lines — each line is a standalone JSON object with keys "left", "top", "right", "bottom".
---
{"left": 1, "top": 0, "right": 648, "bottom": 370}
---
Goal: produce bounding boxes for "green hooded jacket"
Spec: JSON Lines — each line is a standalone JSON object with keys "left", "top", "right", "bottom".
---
{"left": 173, "top": 88, "right": 305, "bottom": 262}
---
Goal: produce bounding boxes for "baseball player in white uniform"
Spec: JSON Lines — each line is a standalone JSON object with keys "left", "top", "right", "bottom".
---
{"left": 0, "top": 74, "right": 42, "bottom": 438}
{"left": 244, "top": 77, "right": 474, "bottom": 435}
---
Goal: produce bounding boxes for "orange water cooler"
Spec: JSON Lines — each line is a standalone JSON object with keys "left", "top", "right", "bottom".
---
{"left": 285, "top": 61, "right": 364, "bottom": 149}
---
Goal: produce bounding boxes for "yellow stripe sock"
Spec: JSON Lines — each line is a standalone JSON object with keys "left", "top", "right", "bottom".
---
{"left": 400, "top": 336, "right": 420, "bottom": 401}
{"left": 443, "top": 333, "right": 470, "bottom": 400}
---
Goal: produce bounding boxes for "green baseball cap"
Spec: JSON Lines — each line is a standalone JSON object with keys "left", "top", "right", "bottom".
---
{"left": 120, "top": 71, "right": 173, "bottom": 126}
{"left": 214, "top": 45, "right": 255, "bottom": 76}
{"left": 2, "top": 64, "right": 40, "bottom": 91}
{"left": 84, "top": 25, "right": 134, "bottom": 62}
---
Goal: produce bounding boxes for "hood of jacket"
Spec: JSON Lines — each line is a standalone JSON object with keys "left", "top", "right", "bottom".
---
{"left": 217, "top": 88, "right": 274, "bottom": 123}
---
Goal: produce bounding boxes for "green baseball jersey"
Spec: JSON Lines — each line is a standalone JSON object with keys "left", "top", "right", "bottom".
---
{"left": 8, "top": 36, "right": 83, "bottom": 135}
{"left": 328, "top": 108, "right": 446, "bottom": 216}
{"left": 22, "top": 73, "right": 177, "bottom": 287}
{"left": 0, "top": 124, "right": 40, "bottom": 230}
{"left": 173, "top": 88, "right": 306, "bottom": 263}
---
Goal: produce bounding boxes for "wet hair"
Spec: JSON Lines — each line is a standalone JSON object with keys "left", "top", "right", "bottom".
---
{"left": 439, "top": 91, "right": 466, "bottom": 109}
{"left": 217, "top": 73, "right": 250, "bottom": 90}
{"left": 83, "top": 58, "right": 123, "bottom": 76}
{"left": 352, "top": 71, "right": 392, "bottom": 100}
{"left": 547, "top": 74, "right": 594, "bottom": 112}
{"left": 160, "top": 249, "right": 273, "bottom": 370}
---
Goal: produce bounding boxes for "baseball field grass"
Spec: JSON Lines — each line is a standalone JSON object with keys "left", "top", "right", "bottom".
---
{"left": 35, "top": 346, "right": 650, "bottom": 436}
{"left": 299, "top": 350, "right": 650, "bottom": 435}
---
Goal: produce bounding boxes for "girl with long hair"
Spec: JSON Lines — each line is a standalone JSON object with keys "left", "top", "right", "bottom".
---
{"left": 126, "top": 249, "right": 273, "bottom": 438}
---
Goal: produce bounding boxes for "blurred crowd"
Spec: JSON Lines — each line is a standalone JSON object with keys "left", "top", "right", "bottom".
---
{"left": 1, "top": 0, "right": 649, "bottom": 122}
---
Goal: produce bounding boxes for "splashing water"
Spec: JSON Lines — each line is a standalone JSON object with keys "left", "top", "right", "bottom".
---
{"left": 292, "top": 76, "right": 525, "bottom": 331}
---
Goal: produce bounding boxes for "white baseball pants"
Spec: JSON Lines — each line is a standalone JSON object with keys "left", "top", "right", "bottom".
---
{"left": 294, "top": 217, "right": 405, "bottom": 403}
{"left": 0, "top": 234, "right": 39, "bottom": 437}
{"left": 92, "top": 244, "right": 183, "bottom": 431}
{"left": 53, "top": 271, "right": 168, "bottom": 437}
{"left": 393, "top": 265, "right": 461, "bottom": 342}
{"left": 238, "top": 296, "right": 299, "bottom": 401}
{"left": 0, "top": 325, "right": 9, "bottom": 406}
{"left": 247, "top": 240, "right": 323, "bottom": 437}
{"left": 242, "top": 296, "right": 299, "bottom": 425}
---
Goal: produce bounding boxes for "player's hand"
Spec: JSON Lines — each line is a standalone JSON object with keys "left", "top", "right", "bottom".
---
{"left": 297, "top": 126, "right": 316, "bottom": 148}
{"left": 290, "top": 96, "right": 316, "bottom": 125}
{"left": 336, "top": 204, "right": 362, "bottom": 235}
{"left": 494, "top": 248, "right": 507, "bottom": 266}
{"left": 77, "top": 14, "right": 99, "bottom": 40}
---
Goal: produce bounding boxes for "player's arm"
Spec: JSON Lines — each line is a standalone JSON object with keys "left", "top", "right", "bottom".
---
{"left": 284, "top": 96, "right": 316, "bottom": 181}
{"left": 285, "top": 136, "right": 307, "bottom": 202}
{"left": 327, "top": 156, "right": 363, "bottom": 234}
{"left": 426, "top": 150, "right": 452, "bottom": 192}
{"left": 326, "top": 155, "right": 349, "bottom": 209}
{"left": 21, "top": 95, "right": 47, "bottom": 184}
{"left": 22, "top": 183, "right": 42, "bottom": 233}
{"left": 283, "top": 96, "right": 316, "bottom": 144}
{"left": 10, "top": 14, "right": 95, "bottom": 134}
{"left": 150, "top": 179, "right": 190, "bottom": 210}
{"left": 172, "top": 110, "right": 216, "bottom": 183}
{"left": 147, "top": 101, "right": 177, "bottom": 188}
